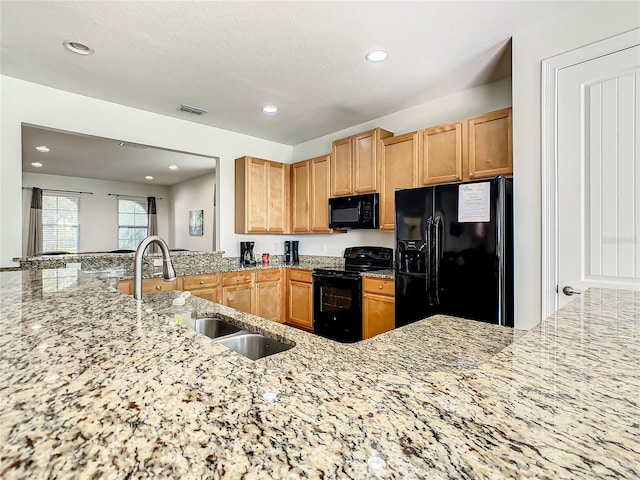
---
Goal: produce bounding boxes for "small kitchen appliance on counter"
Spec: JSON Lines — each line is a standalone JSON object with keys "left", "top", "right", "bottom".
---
{"left": 240, "top": 241, "right": 256, "bottom": 266}
{"left": 284, "top": 241, "right": 299, "bottom": 265}
{"left": 312, "top": 246, "right": 393, "bottom": 343}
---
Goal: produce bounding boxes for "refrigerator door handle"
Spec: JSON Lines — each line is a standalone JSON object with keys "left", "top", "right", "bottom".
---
{"left": 433, "top": 216, "right": 442, "bottom": 305}
{"left": 425, "top": 216, "right": 434, "bottom": 305}
{"left": 497, "top": 177, "right": 506, "bottom": 326}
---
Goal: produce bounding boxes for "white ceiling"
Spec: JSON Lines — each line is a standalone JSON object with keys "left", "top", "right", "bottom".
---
{"left": 22, "top": 125, "right": 216, "bottom": 186}
{"left": 1, "top": 1, "right": 591, "bottom": 147}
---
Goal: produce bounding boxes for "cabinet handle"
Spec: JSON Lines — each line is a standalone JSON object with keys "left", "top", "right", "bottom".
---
{"left": 378, "top": 285, "right": 383, "bottom": 289}
{"left": 469, "top": 173, "right": 475, "bottom": 178}
{"left": 156, "top": 285, "right": 161, "bottom": 290}
{"left": 454, "top": 175, "right": 460, "bottom": 180}
{"left": 199, "top": 281, "right": 205, "bottom": 285}
{"left": 267, "top": 274, "right": 271, "bottom": 278}
{"left": 236, "top": 278, "right": 240, "bottom": 282}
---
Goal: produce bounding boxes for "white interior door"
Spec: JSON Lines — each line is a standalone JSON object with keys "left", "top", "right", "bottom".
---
{"left": 556, "top": 45, "right": 640, "bottom": 309}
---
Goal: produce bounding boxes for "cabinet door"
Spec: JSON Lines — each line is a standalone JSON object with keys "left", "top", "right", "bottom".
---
{"left": 291, "top": 161, "right": 310, "bottom": 233}
{"left": 353, "top": 129, "right": 393, "bottom": 193}
{"left": 419, "top": 122, "right": 463, "bottom": 185}
{"left": 189, "top": 287, "right": 221, "bottom": 304}
{"left": 353, "top": 130, "right": 376, "bottom": 193}
{"left": 256, "top": 280, "right": 283, "bottom": 322}
{"left": 288, "top": 280, "right": 313, "bottom": 330}
{"left": 310, "top": 155, "right": 332, "bottom": 233}
{"left": 222, "top": 284, "right": 253, "bottom": 313}
{"left": 331, "top": 137, "right": 353, "bottom": 196}
{"left": 246, "top": 158, "right": 269, "bottom": 232}
{"left": 267, "top": 161, "right": 288, "bottom": 233}
{"left": 379, "top": 132, "right": 419, "bottom": 231}
{"left": 363, "top": 293, "right": 395, "bottom": 339}
{"left": 467, "top": 107, "right": 512, "bottom": 180}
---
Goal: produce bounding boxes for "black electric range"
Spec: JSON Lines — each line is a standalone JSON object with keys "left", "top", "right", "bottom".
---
{"left": 312, "top": 247, "right": 393, "bottom": 342}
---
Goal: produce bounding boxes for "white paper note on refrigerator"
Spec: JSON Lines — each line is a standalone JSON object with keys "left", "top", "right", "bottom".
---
{"left": 458, "top": 182, "right": 491, "bottom": 222}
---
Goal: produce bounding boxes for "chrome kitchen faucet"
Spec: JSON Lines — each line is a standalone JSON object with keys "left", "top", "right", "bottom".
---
{"left": 133, "top": 235, "right": 176, "bottom": 301}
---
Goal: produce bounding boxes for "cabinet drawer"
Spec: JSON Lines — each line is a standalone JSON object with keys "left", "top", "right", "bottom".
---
{"left": 222, "top": 271, "right": 253, "bottom": 286}
{"left": 256, "top": 268, "right": 281, "bottom": 282}
{"left": 363, "top": 277, "right": 394, "bottom": 296}
{"left": 182, "top": 273, "right": 220, "bottom": 290}
{"left": 289, "top": 269, "right": 312, "bottom": 283}
{"left": 141, "top": 277, "right": 177, "bottom": 293}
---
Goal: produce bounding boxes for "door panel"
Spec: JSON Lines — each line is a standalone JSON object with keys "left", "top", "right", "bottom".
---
{"left": 557, "top": 45, "right": 640, "bottom": 309}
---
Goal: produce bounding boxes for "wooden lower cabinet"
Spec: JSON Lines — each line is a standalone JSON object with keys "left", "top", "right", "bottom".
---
{"left": 219, "top": 269, "right": 285, "bottom": 323}
{"left": 116, "top": 280, "right": 132, "bottom": 295}
{"left": 362, "top": 277, "right": 395, "bottom": 339}
{"left": 116, "top": 278, "right": 177, "bottom": 295}
{"left": 287, "top": 269, "right": 313, "bottom": 331}
{"left": 255, "top": 269, "right": 284, "bottom": 323}
{"left": 222, "top": 271, "right": 255, "bottom": 313}
{"left": 141, "top": 277, "right": 177, "bottom": 293}
{"left": 181, "top": 273, "right": 221, "bottom": 303}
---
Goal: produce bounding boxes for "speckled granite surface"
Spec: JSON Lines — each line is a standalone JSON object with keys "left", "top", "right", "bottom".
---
{"left": 16, "top": 253, "right": 345, "bottom": 279}
{"left": 1, "top": 269, "right": 638, "bottom": 479}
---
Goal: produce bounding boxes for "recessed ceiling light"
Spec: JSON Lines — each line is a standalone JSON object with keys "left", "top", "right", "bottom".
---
{"left": 262, "top": 105, "right": 278, "bottom": 114}
{"left": 63, "top": 40, "right": 94, "bottom": 55}
{"left": 168, "top": 164, "right": 178, "bottom": 170}
{"left": 145, "top": 175, "right": 154, "bottom": 180}
{"left": 35, "top": 145, "right": 50, "bottom": 153}
{"left": 366, "top": 50, "right": 388, "bottom": 63}
{"left": 31, "top": 162, "right": 43, "bottom": 168}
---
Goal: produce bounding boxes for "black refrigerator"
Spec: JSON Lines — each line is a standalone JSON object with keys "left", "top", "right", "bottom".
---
{"left": 395, "top": 176, "right": 513, "bottom": 327}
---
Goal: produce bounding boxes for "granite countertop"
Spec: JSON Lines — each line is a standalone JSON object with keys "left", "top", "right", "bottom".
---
{"left": 0, "top": 269, "right": 637, "bottom": 479}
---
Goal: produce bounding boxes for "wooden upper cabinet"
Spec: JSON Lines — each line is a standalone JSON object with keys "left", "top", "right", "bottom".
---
{"left": 467, "top": 107, "right": 512, "bottom": 180}
{"left": 290, "top": 154, "right": 334, "bottom": 234}
{"left": 419, "top": 121, "right": 463, "bottom": 186}
{"left": 291, "top": 161, "right": 310, "bottom": 233}
{"left": 331, "top": 137, "right": 353, "bottom": 196}
{"left": 267, "top": 161, "right": 288, "bottom": 232}
{"left": 235, "top": 156, "right": 289, "bottom": 234}
{"left": 379, "top": 132, "right": 419, "bottom": 231}
{"left": 309, "top": 155, "right": 332, "bottom": 233}
{"left": 330, "top": 128, "right": 393, "bottom": 197}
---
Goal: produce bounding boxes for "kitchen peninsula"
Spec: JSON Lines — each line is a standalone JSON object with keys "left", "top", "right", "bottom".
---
{"left": 0, "top": 269, "right": 638, "bottom": 479}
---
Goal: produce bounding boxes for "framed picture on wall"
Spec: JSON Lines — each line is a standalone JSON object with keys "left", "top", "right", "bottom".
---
{"left": 189, "top": 209, "right": 203, "bottom": 236}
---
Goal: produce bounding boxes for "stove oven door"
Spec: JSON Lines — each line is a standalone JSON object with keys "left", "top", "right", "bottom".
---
{"left": 312, "top": 273, "right": 363, "bottom": 343}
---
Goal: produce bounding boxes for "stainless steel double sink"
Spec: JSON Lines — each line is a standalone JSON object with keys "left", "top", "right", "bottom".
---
{"left": 194, "top": 317, "right": 292, "bottom": 360}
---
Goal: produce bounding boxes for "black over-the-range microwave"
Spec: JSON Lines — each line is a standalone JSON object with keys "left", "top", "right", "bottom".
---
{"left": 328, "top": 193, "right": 379, "bottom": 229}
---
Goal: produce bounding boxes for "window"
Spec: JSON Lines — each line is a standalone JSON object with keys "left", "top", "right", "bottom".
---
{"left": 42, "top": 193, "right": 79, "bottom": 253}
{"left": 118, "top": 198, "right": 148, "bottom": 250}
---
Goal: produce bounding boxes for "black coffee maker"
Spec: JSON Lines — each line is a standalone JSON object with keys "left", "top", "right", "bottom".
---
{"left": 284, "top": 241, "right": 299, "bottom": 265}
{"left": 240, "top": 241, "right": 256, "bottom": 266}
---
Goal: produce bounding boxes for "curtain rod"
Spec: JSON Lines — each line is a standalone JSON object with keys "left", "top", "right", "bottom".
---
{"left": 22, "top": 187, "right": 93, "bottom": 195}
{"left": 108, "top": 193, "right": 163, "bottom": 200}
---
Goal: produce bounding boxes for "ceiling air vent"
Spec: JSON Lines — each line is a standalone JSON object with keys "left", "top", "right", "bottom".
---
{"left": 178, "top": 104, "right": 207, "bottom": 116}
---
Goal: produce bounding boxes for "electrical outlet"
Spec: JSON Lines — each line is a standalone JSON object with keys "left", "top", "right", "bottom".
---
{"left": 153, "top": 259, "right": 163, "bottom": 267}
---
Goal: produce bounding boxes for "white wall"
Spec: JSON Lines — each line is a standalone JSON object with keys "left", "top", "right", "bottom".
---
{"left": 285, "top": 78, "right": 513, "bottom": 258}
{"left": 0, "top": 75, "right": 293, "bottom": 266}
{"left": 22, "top": 173, "right": 170, "bottom": 254}
{"left": 511, "top": 1, "right": 640, "bottom": 330}
{"left": 170, "top": 172, "right": 216, "bottom": 251}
